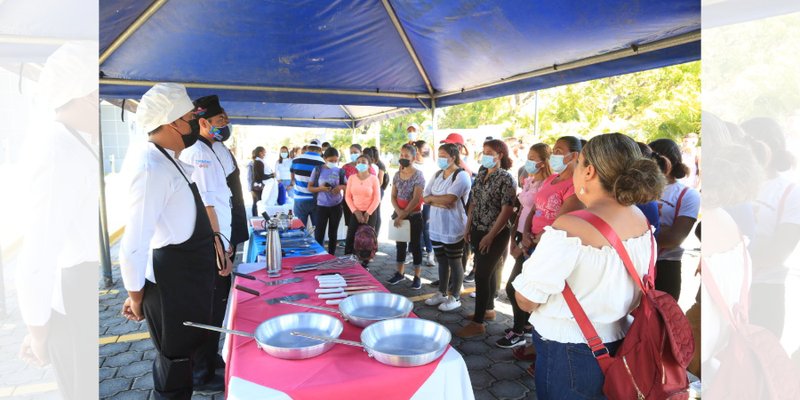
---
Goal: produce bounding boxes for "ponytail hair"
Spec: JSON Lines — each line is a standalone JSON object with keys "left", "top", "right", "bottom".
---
{"left": 648, "top": 138, "right": 689, "bottom": 179}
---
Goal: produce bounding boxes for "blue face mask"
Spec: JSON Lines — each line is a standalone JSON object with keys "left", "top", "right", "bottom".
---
{"left": 524, "top": 160, "right": 540, "bottom": 174}
{"left": 481, "top": 154, "right": 496, "bottom": 169}
{"left": 326, "top": 162, "right": 337, "bottom": 169}
{"left": 437, "top": 158, "right": 449, "bottom": 170}
{"left": 549, "top": 154, "right": 567, "bottom": 173}
{"left": 350, "top": 153, "right": 360, "bottom": 162}
{"left": 280, "top": 152, "right": 289, "bottom": 158}
{"left": 355, "top": 163, "right": 368, "bottom": 173}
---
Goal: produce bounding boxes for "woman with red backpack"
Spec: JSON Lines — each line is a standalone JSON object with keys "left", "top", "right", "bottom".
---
{"left": 513, "top": 133, "right": 666, "bottom": 398}
{"left": 343, "top": 154, "right": 381, "bottom": 267}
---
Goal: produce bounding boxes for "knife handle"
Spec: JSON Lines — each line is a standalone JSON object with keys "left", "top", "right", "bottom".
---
{"left": 316, "top": 287, "right": 344, "bottom": 294}
{"left": 318, "top": 292, "right": 347, "bottom": 299}
{"left": 235, "top": 285, "right": 260, "bottom": 296}
{"left": 326, "top": 299, "right": 344, "bottom": 305}
{"left": 233, "top": 272, "right": 256, "bottom": 280}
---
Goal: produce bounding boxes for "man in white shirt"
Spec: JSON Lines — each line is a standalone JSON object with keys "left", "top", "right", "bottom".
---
{"left": 119, "top": 83, "right": 226, "bottom": 399}
{"left": 179, "top": 95, "right": 236, "bottom": 391}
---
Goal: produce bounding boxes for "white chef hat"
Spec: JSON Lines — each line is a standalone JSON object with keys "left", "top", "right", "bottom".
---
{"left": 37, "top": 41, "right": 98, "bottom": 111}
{"left": 136, "top": 83, "right": 194, "bottom": 134}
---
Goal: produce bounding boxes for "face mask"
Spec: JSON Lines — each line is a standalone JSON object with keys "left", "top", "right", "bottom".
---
{"left": 355, "top": 163, "right": 368, "bottom": 173}
{"left": 408, "top": 132, "right": 417, "bottom": 141}
{"left": 480, "top": 154, "right": 496, "bottom": 169}
{"left": 280, "top": 152, "right": 289, "bottom": 159}
{"left": 524, "top": 160, "right": 540, "bottom": 174}
{"left": 437, "top": 158, "right": 449, "bottom": 170}
{"left": 326, "top": 162, "right": 337, "bottom": 169}
{"left": 350, "top": 153, "right": 360, "bottom": 162}
{"left": 210, "top": 124, "right": 230, "bottom": 142}
{"left": 181, "top": 119, "right": 200, "bottom": 148}
{"left": 398, "top": 158, "right": 411, "bottom": 168}
{"left": 549, "top": 154, "right": 567, "bottom": 173}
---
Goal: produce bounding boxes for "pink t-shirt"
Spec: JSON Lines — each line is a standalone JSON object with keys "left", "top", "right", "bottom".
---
{"left": 530, "top": 174, "right": 575, "bottom": 235}
{"left": 517, "top": 177, "right": 545, "bottom": 234}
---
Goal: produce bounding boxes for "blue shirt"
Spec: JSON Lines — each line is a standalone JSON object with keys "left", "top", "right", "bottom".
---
{"left": 636, "top": 201, "right": 661, "bottom": 236}
{"left": 290, "top": 152, "right": 325, "bottom": 201}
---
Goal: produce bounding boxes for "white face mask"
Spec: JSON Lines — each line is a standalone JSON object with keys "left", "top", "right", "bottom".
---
{"left": 326, "top": 162, "right": 337, "bottom": 169}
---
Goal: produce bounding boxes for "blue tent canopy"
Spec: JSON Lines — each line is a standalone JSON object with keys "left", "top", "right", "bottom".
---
{"left": 99, "top": 0, "right": 699, "bottom": 125}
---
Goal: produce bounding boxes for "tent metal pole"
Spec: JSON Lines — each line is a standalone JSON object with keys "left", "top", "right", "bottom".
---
{"left": 100, "top": 78, "right": 428, "bottom": 100}
{"left": 430, "top": 98, "right": 437, "bottom": 160}
{"left": 99, "top": 0, "right": 169, "bottom": 65}
{"left": 229, "top": 116, "right": 352, "bottom": 123}
{"left": 533, "top": 90, "right": 539, "bottom": 137}
{"left": 379, "top": 0, "right": 434, "bottom": 96}
{"left": 434, "top": 30, "right": 701, "bottom": 100}
{"left": 98, "top": 107, "right": 113, "bottom": 287}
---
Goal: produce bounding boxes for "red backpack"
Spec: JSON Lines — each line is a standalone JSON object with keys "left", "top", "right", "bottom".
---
{"left": 563, "top": 210, "right": 694, "bottom": 399}
{"left": 702, "top": 251, "right": 800, "bottom": 399}
{"left": 353, "top": 224, "right": 378, "bottom": 262}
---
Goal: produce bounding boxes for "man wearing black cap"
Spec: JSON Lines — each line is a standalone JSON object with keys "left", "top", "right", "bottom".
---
{"left": 178, "top": 95, "right": 234, "bottom": 393}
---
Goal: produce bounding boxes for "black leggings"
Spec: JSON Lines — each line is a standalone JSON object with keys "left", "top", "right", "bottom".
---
{"left": 471, "top": 227, "right": 511, "bottom": 323}
{"left": 344, "top": 212, "right": 377, "bottom": 256}
{"left": 251, "top": 190, "right": 262, "bottom": 217}
{"left": 396, "top": 212, "right": 423, "bottom": 265}
{"left": 315, "top": 203, "right": 343, "bottom": 255}
{"left": 506, "top": 233, "right": 531, "bottom": 333}
{"left": 432, "top": 240, "right": 465, "bottom": 297}
{"left": 655, "top": 259, "right": 682, "bottom": 301}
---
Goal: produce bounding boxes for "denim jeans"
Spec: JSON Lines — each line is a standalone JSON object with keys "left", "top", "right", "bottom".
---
{"left": 531, "top": 329, "right": 622, "bottom": 399}
{"left": 293, "top": 199, "right": 317, "bottom": 228}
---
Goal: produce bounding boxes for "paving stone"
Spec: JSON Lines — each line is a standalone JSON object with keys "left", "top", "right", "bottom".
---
{"left": 100, "top": 377, "right": 133, "bottom": 398}
{"left": 143, "top": 349, "right": 158, "bottom": 361}
{"left": 99, "top": 367, "right": 118, "bottom": 381}
{"left": 436, "top": 311, "right": 463, "bottom": 323}
{"left": 109, "top": 389, "right": 150, "bottom": 400}
{"left": 486, "top": 347, "right": 516, "bottom": 362}
{"left": 132, "top": 373, "right": 154, "bottom": 390}
{"left": 487, "top": 322, "right": 511, "bottom": 336}
{"left": 520, "top": 375, "right": 536, "bottom": 391}
{"left": 463, "top": 354, "right": 492, "bottom": 370}
{"left": 129, "top": 339, "right": 155, "bottom": 352}
{"left": 104, "top": 351, "right": 143, "bottom": 368}
{"left": 0, "top": 367, "right": 46, "bottom": 386}
{"left": 118, "top": 360, "right": 153, "bottom": 378}
{"left": 488, "top": 362, "right": 526, "bottom": 381}
{"left": 474, "top": 389, "right": 498, "bottom": 400}
{"left": 469, "top": 369, "right": 496, "bottom": 390}
{"left": 488, "top": 380, "right": 529, "bottom": 400}
{"left": 106, "top": 321, "right": 148, "bottom": 336}
{"left": 460, "top": 339, "right": 491, "bottom": 355}
{"left": 100, "top": 342, "right": 131, "bottom": 357}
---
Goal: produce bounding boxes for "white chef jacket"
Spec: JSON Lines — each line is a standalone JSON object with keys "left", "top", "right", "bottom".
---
{"left": 179, "top": 137, "right": 233, "bottom": 243}
{"left": 212, "top": 140, "right": 236, "bottom": 177}
{"left": 15, "top": 120, "right": 99, "bottom": 325}
{"left": 119, "top": 142, "right": 197, "bottom": 292}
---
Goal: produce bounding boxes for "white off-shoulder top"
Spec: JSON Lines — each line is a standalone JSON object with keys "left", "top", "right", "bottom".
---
{"left": 512, "top": 225, "right": 656, "bottom": 344}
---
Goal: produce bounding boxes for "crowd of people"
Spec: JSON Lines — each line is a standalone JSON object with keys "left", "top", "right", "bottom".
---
{"left": 120, "top": 82, "right": 721, "bottom": 398}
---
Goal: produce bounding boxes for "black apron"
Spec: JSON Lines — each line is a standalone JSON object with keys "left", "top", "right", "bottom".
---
{"left": 226, "top": 149, "right": 249, "bottom": 246}
{"left": 143, "top": 143, "right": 216, "bottom": 399}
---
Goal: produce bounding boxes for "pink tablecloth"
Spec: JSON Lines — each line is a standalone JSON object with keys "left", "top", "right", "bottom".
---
{"left": 225, "top": 254, "right": 445, "bottom": 400}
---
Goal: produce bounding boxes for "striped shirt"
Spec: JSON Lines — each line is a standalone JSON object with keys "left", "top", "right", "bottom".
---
{"left": 290, "top": 152, "right": 325, "bottom": 201}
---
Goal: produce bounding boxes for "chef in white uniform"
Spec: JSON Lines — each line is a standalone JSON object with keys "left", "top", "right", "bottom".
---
{"left": 120, "top": 83, "right": 225, "bottom": 399}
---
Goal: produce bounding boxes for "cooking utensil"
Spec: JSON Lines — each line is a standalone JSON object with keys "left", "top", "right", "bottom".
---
{"left": 184, "top": 312, "right": 342, "bottom": 360}
{"left": 265, "top": 293, "right": 309, "bottom": 305}
{"left": 265, "top": 219, "right": 282, "bottom": 278}
{"left": 235, "top": 285, "right": 260, "bottom": 296}
{"left": 290, "top": 318, "right": 450, "bottom": 367}
{"left": 318, "top": 280, "right": 371, "bottom": 288}
{"left": 315, "top": 286, "right": 378, "bottom": 294}
{"left": 292, "top": 255, "right": 359, "bottom": 273}
{"left": 282, "top": 292, "right": 413, "bottom": 328}
{"left": 318, "top": 290, "right": 378, "bottom": 299}
{"left": 262, "top": 277, "right": 302, "bottom": 286}
{"left": 233, "top": 271, "right": 256, "bottom": 280}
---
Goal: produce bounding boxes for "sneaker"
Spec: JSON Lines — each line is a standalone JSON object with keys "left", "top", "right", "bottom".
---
{"left": 438, "top": 296, "right": 462, "bottom": 312}
{"left": 426, "top": 253, "right": 437, "bottom": 266}
{"left": 425, "top": 292, "right": 447, "bottom": 306}
{"left": 429, "top": 279, "right": 440, "bottom": 287}
{"left": 469, "top": 292, "right": 476, "bottom": 298}
{"left": 387, "top": 272, "right": 405, "bottom": 285}
{"left": 410, "top": 276, "right": 422, "bottom": 290}
{"left": 496, "top": 330, "right": 526, "bottom": 348}
{"left": 463, "top": 270, "right": 475, "bottom": 283}
{"left": 504, "top": 327, "right": 533, "bottom": 337}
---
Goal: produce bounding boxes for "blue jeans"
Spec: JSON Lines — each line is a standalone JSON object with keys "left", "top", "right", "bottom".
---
{"left": 293, "top": 199, "right": 317, "bottom": 228}
{"left": 531, "top": 329, "right": 622, "bottom": 399}
{"left": 280, "top": 179, "right": 293, "bottom": 197}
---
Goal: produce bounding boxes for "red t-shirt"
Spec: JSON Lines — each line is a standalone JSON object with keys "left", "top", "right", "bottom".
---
{"left": 530, "top": 174, "right": 575, "bottom": 235}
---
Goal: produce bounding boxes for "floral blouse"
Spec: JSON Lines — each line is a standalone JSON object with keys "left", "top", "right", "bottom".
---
{"left": 469, "top": 167, "right": 516, "bottom": 231}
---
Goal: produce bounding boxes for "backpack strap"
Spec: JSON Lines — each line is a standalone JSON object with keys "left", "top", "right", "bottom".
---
{"left": 701, "top": 240, "right": 750, "bottom": 328}
{"left": 560, "top": 210, "right": 655, "bottom": 372}
{"left": 673, "top": 187, "right": 689, "bottom": 221}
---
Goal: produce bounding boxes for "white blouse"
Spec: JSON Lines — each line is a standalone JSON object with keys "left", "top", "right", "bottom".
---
{"left": 512, "top": 225, "right": 656, "bottom": 344}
